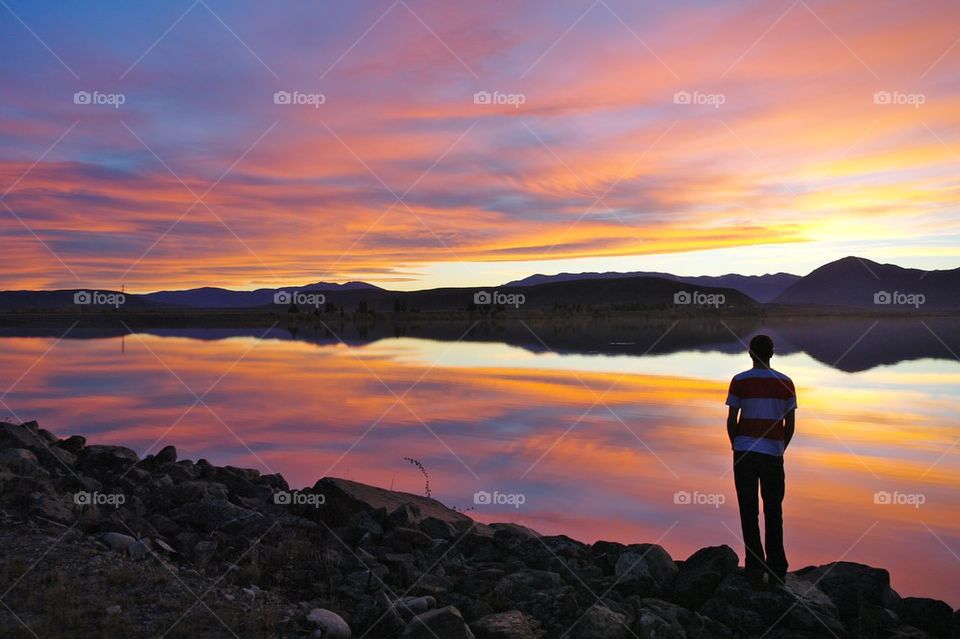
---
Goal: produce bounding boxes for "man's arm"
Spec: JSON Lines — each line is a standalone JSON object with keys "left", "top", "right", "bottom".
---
{"left": 783, "top": 409, "right": 796, "bottom": 449}
{"left": 726, "top": 406, "right": 739, "bottom": 447}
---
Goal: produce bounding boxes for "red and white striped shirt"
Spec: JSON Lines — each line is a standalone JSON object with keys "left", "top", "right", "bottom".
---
{"left": 725, "top": 367, "right": 797, "bottom": 456}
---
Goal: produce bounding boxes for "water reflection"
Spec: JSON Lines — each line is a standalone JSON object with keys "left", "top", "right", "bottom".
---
{"left": 0, "top": 322, "right": 957, "bottom": 605}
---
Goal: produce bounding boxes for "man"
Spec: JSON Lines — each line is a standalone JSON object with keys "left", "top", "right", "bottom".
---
{"left": 726, "top": 334, "right": 796, "bottom": 586}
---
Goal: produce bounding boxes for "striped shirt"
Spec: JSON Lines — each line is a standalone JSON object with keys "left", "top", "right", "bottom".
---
{"left": 725, "top": 367, "right": 797, "bottom": 456}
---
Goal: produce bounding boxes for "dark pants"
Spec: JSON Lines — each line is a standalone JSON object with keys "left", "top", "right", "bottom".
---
{"left": 733, "top": 450, "right": 787, "bottom": 577}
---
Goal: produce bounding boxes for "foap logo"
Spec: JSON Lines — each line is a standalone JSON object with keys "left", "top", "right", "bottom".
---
{"left": 873, "top": 290, "right": 925, "bottom": 308}
{"left": 274, "top": 290, "right": 326, "bottom": 308}
{"left": 473, "top": 90, "right": 526, "bottom": 109}
{"left": 474, "top": 290, "right": 525, "bottom": 308}
{"left": 74, "top": 290, "right": 125, "bottom": 308}
{"left": 673, "top": 90, "right": 725, "bottom": 108}
{"left": 873, "top": 90, "right": 925, "bottom": 109}
{"left": 274, "top": 490, "right": 326, "bottom": 508}
{"left": 673, "top": 290, "right": 725, "bottom": 308}
{"left": 74, "top": 491, "right": 126, "bottom": 508}
{"left": 273, "top": 90, "right": 326, "bottom": 108}
{"left": 674, "top": 490, "right": 726, "bottom": 508}
{"left": 473, "top": 490, "right": 526, "bottom": 509}
{"left": 874, "top": 490, "right": 925, "bottom": 509}
{"left": 73, "top": 90, "right": 126, "bottom": 108}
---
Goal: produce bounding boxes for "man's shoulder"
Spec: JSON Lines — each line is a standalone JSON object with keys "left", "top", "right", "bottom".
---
{"left": 768, "top": 368, "right": 794, "bottom": 384}
{"left": 731, "top": 368, "right": 794, "bottom": 387}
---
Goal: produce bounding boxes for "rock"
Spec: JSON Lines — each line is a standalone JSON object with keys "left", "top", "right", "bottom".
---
{"left": 471, "top": 610, "right": 544, "bottom": 639}
{"left": 127, "top": 538, "right": 152, "bottom": 560}
{"left": 628, "top": 597, "right": 735, "bottom": 638}
{"left": 420, "top": 516, "right": 459, "bottom": 541}
{"left": 79, "top": 445, "right": 139, "bottom": 470}
{"left": 155, "top": 445, "right": 177, "bottom": 464}
{"left": 105, "top": 605, "right": 122, "bottom": 615}
{"left": 389, "top": 502, "right": 423, "bottom": 528}
{"left": 0, "top": 448, "right": 41, "bottom": 474}
{"left": 402, "top": 606, "right": 475, "bottom": 639}
{"left": 494, "top": 569, "right": 564, "bottom": 601}
{"left": 671, "top": 545, "right": 738, "bottom": 609}
{"left": 591, "top": 540, "right": 627, "bottom": 574}
{"left": 168, "top": 480, "right": 230, "bottom": 505}
{"left": 0, "top": 422, "right": 39, "bottom": 450}
{"left": 794, "top": 562, "right": 899, "bottom": 635}
{"left": 614, "top": 543, "right": 678, "bottom": 596}
{"left": 168, "top": 496, "right": 259, "bottom": 531}
{"left": 394, "top": 595, "right": 436, "bottom": 619}
{"left": 306, "top": 608, "right": 351, "bottom": 638}
{"left": 700, "top": 572, "right": 845, "bottom": 637}
{"left": 57, "top": 435, "right": 86, "bottom": 453}
{"left": 30, "top": 493, "right": 75, "bottom": 524}
{"left": 896, "top": 597, "right": 953, "bottom": 638}
{"left": 343, "top": 510, "right": 383, "bottom": 543}
{"left": 388, "top": 526, "right": 434, "bottom": 551}
{"left": 569, "top": 605, "right": 630, "bottom": 639}
{"left": 99, "top": 532, "right": 137, "bottom": 552}
{"left": 316, "top": 477, "right": 474, "bottom": 530}
{"left": 193, "top": 539, "right": 218, "bottom": 565}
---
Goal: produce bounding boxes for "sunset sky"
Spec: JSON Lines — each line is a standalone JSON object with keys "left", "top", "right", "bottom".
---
{"left": 2, "top": 0, "right": 959, "bottom": 292}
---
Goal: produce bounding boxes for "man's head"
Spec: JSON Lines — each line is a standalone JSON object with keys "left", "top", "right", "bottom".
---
{"left": 749, "top": 334, "right": 775, "bottom": 364}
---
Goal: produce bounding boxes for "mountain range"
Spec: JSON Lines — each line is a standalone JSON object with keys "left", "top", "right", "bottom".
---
{"left": 1, "top": 257, "right": 958, "bottom": 311}
{"left": 505, "top": 271, "right": 799, "bottom": 302}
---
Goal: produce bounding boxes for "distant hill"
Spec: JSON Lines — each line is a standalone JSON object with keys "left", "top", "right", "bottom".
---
{"left": 142, "top": 281, "right": 380, "bottom": 308}
{"left": 0, "top": 277, "right": 752, "bottom": 313}
{"left": 505, "top": 271, "right": 798, "bottom": 302}
{"left": 773, "top": 257, "right": 960, "bottom": 309}
{"left": 380, "top": 275, "right": 756, "bottom": 312}
{"left": 0, "top": 289, "right": 160, "bottom": 311}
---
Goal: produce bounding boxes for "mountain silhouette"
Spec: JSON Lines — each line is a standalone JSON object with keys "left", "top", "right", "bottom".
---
{"left": 504, "top": 271, "right": 799, "bottom": 302}
{"left": 773, "top": 256, "right": 960, "bottom": 309}
{"left": 143, "top": 281, "right": 380, "bottom": 308}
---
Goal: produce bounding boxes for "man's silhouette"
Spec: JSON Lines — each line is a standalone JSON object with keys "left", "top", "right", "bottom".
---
{"left": 726, "top": 334, "right": 796, "bottom": 585}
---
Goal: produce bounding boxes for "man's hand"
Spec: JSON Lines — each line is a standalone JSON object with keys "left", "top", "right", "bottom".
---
{"left": 726, "top": 406, "right": 739, "bottom": 447}
{"left": 783, "top": 409, "right": 795, "bottom": 449}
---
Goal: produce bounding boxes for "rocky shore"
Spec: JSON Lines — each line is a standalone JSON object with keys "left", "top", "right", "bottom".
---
{"left": 0, "top": 419, "right": 956, "bottom": 638}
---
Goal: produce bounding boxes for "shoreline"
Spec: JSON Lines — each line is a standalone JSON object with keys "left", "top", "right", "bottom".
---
{"left": 1, "top": 419, "right": 956, "bottom": 638}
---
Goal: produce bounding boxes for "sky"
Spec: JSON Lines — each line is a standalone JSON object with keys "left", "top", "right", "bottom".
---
{"left": 1, "top": 0, "right": 959, "bottom": 292}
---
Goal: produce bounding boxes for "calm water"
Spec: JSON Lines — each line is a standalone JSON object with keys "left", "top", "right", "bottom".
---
{"left": 1, "top": 320, "right": 958, "bottom": 605}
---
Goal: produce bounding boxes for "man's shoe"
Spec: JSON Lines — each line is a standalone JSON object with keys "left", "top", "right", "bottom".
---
{"left": 767, "top": 571, "right": 788, "bottom": 588}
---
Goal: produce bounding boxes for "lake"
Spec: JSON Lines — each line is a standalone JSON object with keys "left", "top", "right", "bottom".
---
{"left": 0, "top": 317, "right": 957, "bottom": 605}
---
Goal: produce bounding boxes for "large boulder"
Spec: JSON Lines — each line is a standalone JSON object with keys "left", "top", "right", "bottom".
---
{"left": 402, "top": 605, "right": 475, "bottom": 639}
{"left": 168, "top": 496, "right": 260, "bottom": 531}
{"left": 794, "top": 562, "right": 900, "bottom": 635}
{"left": 701, "top": 572, "right": 846, "bottom": 638}
{"left": 0, "top": 448, "right": 42, "bottom": 475}
{"left": 57, "top": 435, "right": 86, "bottom": 454}
{"left": 568, "top": 605, "right": 631, "bottom": 639}
{"left": 393, "top": 596, "right": 436, "bottom": 620}
{"left": 306, "top": 608, "right": 351, "bottom": 638}
{"left": 628, "top": 597, "right": 736, "bottom": 638}
{"left": 614, "top": 543, "right": 678, "bottom": 596}
{"left": 316, "top": 477, "right": 475, "bottom": 531}
{"left": 78, "top": 444, "right": 139, "bottom": 471}
{"left": 672, "top": 545, "right": 739, "bottom": 609}
{"left": 494, "top": 569, "right": 564, "bottom": 602}
{"left": 0, "top": 421, "right": 41, "bottom": 450}
{"left": 470, "top": 610, "right": 544, "bottom": 639}
{"left": 896, "top": 597, "right": 954, "bottom": 639}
